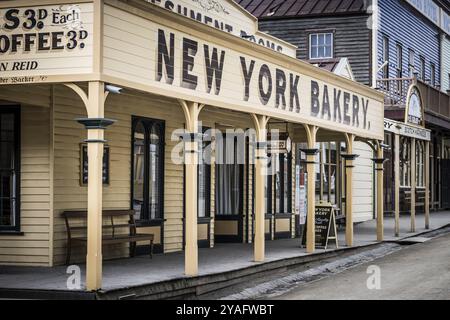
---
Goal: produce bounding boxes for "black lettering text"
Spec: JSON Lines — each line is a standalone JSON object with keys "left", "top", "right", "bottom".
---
{"left": 334, "top": 89, "right": 342, "bottom": 122}
{"left": 343, "top": 92, "right": 351, "bottom": 125}
{"left": 311, "top": 80, "right": 320, "bottom": 116}
{"left": 204, "top": 45, "right": 225, "bottom": 95}
{"left": 240, "top": 57, "right": 255, "bottom": 101}
{"left": 182, "top": 38, "right": 198, "bottom": 90}
{"left": 322, "top": 85, "right": 331, "bottom": 120}
{"left": 156, "top": 29, "right": 175, "bottom": 84}
{"left": 352, "top": 95, "right": 360, "bottom": 127}
{"left": 258, "top": 64, "right": 272, "bottom": 105}
{"left": 290, "top": 74, "right": 300, "bottom": 112}
{"left": 275, "top": 69, "right": 286, "bottom": 109}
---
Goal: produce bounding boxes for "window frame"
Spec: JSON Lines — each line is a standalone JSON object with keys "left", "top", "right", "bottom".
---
{"left": 267, "top": 152, "right": 293, "bottom": 215}
{"left": 308, "top": 32, "right": 334, "bottom": 60}
{"left": 382, "top": 35, "right": 390, "bottom": 78}
{"left": 396, "top": 43, "right": 403, "bottom": 78}
{"left": 0, "top": 107, "right": 21, "bottom": 233}
{"left": 215, "top": 133, "right": 244, "bottom": 217}
{"left": 400, "top": 137, "right": 411, "bottom": 187}
{"left": 430, "top": 63, "right": 436, "bottom": 87}
{"left": 131, "top": 116, "right": 165, "bottom": 225}
{"left": 416, "top": 141, "right": 425, "bottom": 187}
{"left": 408, "top": 49, "right": 415, "bottom": 77}
{"left": 315, "top": 142, "right": 338, "bottom": 205}
{"left": 419, "top": 56, "right": 426, "bottom": 81}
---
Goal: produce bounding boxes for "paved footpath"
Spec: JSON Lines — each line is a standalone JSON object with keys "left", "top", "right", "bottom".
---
{"left": 273, "top": 233, "right": 450, "bottom": 300}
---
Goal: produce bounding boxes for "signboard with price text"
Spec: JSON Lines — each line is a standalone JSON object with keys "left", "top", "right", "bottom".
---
{"left": 0, "top": 3, "right": 93, "bottom": 84}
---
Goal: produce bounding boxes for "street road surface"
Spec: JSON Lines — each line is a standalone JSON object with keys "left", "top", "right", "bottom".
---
{"left": 273, "top": 233, "right": 450, "bottom": 300}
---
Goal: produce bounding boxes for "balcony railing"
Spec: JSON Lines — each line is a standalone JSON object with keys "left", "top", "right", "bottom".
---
{"left": 376, "top": 78, "right": 413, "bottom": 107}
{"left": 416, "top": 81, "right": 450, "bottom": 119}
{"left": 376, "top": 77, "right": 450, "bottom": 120}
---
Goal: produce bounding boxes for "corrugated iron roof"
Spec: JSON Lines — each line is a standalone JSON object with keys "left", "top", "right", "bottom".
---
{"left": 234, "top": 0, "right": 369, "bottom": 19}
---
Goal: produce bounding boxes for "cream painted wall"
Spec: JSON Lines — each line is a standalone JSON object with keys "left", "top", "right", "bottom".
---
{"left": 352, "top": 141, "right": 374, "bottom": 223}
{"left": 0, "top": 86, "right": 52, "bottom": 266}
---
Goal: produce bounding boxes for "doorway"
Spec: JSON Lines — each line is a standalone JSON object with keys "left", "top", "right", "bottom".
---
{"left": 0, "top": 107, "right": 20, "bottom": 233}
{"left": 214, "top": 132, "right": 245, "bottom": 243}
{"left": 131, "top": 116, "right": 165, "bottom": 253}
{"left": 441, "top": 159, "right": 450, "bottom": 209}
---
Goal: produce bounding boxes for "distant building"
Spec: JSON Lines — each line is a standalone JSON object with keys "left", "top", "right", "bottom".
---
{"left": 238, "top": 0, "right": 450, "bottom": 214}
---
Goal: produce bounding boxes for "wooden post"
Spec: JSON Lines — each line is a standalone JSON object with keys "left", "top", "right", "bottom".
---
{"left": 410, "top": 138, "right": 416, "bottom": 232}
{"left": 69, "top": 81, "right": 115, "bottom": 291}
{"left": 343, "top": 134, "right": 357, "bottom": 247}
{"left": 425, "top": 140, "right": 430, "bottom": 229}
{"left": 86, "top": 128, "right": 104, "bottom": 290}
{"left": 303, "top": 125, "right": 318, "bottom": 253}
{"left": 179, "top": 100, "right": 203, "bottom": 276}
{"left": 251, "top": 114, "right": 269, "bottom": 262}
{"left": 251, "top": 115, "right": 269, "bottom": 262}
{"left": 375, "top": 145, "right": 384, "bottom": 242}
{"left": 394, "top": 133, "right": 400, "bottom": 237}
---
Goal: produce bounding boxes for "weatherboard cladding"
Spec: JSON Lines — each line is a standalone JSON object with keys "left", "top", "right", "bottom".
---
{"left": 378, "top": 0, "right": 441, "bottom": 82}
{"left": 442, "top": 35, "right": 450, "bottom": 91}
{"left": 235, "top": 0, "right": 368, "bottom": 18}
{"left": 258, "top": 15, "right": 372, "bottom": 85}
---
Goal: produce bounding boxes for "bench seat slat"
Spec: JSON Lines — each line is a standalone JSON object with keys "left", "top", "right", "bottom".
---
{"left": 72, "top": 234, "right": 154, "bottom": 244}
{"left": 68, "top": 224, "right": 134, "bottom": 232}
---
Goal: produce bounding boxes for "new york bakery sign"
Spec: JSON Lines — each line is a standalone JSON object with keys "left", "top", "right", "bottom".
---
{"left": 101, "top": 3, "right": 382, "bottom": 140}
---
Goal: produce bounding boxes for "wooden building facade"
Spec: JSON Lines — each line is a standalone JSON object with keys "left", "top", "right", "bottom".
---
{"left": 238, "top": 0, "right": 450, "bottom": 216}
{"left": 0, "top": 0, "right": 386, "bottom": 291}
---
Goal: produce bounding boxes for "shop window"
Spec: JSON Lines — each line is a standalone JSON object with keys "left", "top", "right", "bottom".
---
{"left": 132, "top": 117, "right": 165, "bottom": 223}
{"left": 419, "top": 56, "right": 426, "bottom": 81}
{"left": 315, "top": 142, "right": 338, "bottom": 204}
{"left": 267, "top": 153, "right": 292, "bottom": 214}
{"left": 0, "top": 108, "right": 20, "bottom": 232}
{"left": 408, "top": 49, "right": 415, "bottom": 77}
{"left": 416, "top": 141, "right": 425, "bottom": 187}
{"left": 430, "top": 63, "right": 436, "bottom": 87}
{"left": 309, "top": 33, "right": 333, "bottom": 59}
{"left": 396, "top": 43, "right": 403, "bottom": 78}
{"left": 198, "top": 128, "right": 211, "bottom": 218}
{"left": 400, "top": 137, "right": 411, "bottom": 187}
{"left": 215, "top": 134, "right": 244, "bottom": 216}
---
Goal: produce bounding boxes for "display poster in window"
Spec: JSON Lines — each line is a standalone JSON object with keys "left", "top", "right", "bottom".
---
{"left": 301, "top": 203, "right": 338, "bottom": 249}
{"left": 80, "top": 144, "right": 110, "bottom": 185}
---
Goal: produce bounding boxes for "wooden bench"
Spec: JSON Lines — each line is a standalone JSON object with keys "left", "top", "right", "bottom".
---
{"left": 62, "top": 210, "right": 154, "bottom": 265}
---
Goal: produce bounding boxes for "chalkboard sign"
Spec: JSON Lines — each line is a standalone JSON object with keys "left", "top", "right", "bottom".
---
{"left": 80, "top": 144, "right": 110, "bottom": 185}
{"left": 301, "top": 203, "right": 338, "bottom": 249}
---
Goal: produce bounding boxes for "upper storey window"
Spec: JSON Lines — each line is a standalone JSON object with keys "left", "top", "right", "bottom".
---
{"left": 309, "top": 33, "right": 333, "bottom": 59}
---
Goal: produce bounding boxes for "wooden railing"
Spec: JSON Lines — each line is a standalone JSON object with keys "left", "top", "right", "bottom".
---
{"left": 376, "top": 78, "right": 413, "bottom": 107}
{"left": 416, "top": 81, "right": 450, "bottom": 119}
{"left": 376, "top": 77, "right": 450, "bottom": 120}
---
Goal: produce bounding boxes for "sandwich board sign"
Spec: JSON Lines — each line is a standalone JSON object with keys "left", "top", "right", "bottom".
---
{"left": 301, "top": 202, "right": 338, "bottom": 249}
